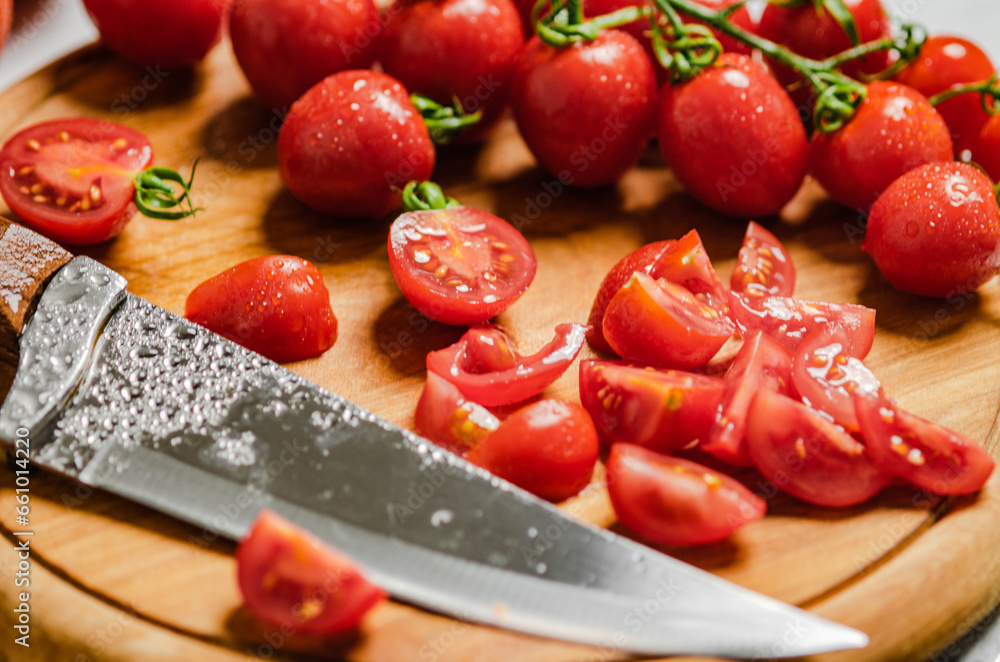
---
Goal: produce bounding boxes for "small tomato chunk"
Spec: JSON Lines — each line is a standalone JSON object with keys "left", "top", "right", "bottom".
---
{"left": 414, "top": 372, "right": 500, "bottom": 456}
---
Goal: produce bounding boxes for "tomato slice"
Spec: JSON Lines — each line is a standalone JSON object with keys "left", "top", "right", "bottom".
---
{"left": 730, "top": 221, "right": 796, "bottom": 298}
{"left": 727, "top": 291, "right": 876, "bottom": 359}
{"left": 426, "top": 323, "right": 587, "bottom": 407}
{"left": 655, "top": 229, "right": 728, "bottom": 302}
{"left": 236, "top": 510, "right": 385, "bottom": 636}
{"left": 414, "top": 372, "right": 499, "bottom": 456}
{"left": 0, "top": 117, "right": 153, "bottom": 244}
{"left": 387, "top": 206, "right": 537, "bottom": 325}
{"left": 578, "top": 360, "right": 723, "bottom": 454}
{"left": 606, "top": 444, "right": 766, "bottom": 546}
{"left": 701, "top": 330, "right": 794, "bottom": 467}
{"left": 466, "top": 399, "right": 599, "bottom": 502}
{"left": 603, "top": 273, "right": 734, "bottom": 370}
{"left": 746, "top": 390, "right": 890, "bottom": 508}
{"left": 792, "top": 325, "right": 882, "bottom": 432}
{"left": 855, "top": 394, "right": 995, "bottom": 495}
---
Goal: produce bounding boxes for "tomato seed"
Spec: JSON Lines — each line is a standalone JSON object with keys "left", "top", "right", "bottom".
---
{"left": 112, "top": 138, "right": 128, "bottom": 150}
{"left": 32, "top": 195, "right": 48, "bottom": 203}
{"left": 25, "top": 139, "right": 40, "bottom": 151}
{"left": 90, "top": 185, "right": 102, "bottom": 202}
{"left": 29, "top": 183, "right": 43, "bottom": 194}
{"left": 17, "top": 165, "right": 33, "bottom": 176}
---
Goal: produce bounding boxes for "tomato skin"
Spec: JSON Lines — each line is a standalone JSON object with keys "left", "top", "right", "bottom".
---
{"left": 230, "top": 0, "right": 381, "bottom": 110}
{"left": 387, "top": 206, "right": 536, "bottom": 325}
{"left": 467, "top": 399, "right": 598, "bottom": 502}
{"left": 809, "top": 82, "right": 954, "bottom": 211}
{"left": 0, "top": 0, "right": 12, "bottom": 52}
{"left": 730, "top": 221, "right": 795, "bottom": 298}
{"left": 578, "top": 360, "right": 724, "bottom": 454}
{"left": 863, "top": 162, "right": 1000, "bottom": 298}
{"left": 975, "top": 115, "right": 1000, "bottom": 185}
{"left": 83, "top": 0, "right": 228, "bottom": 68}
{"left": 185, "top": 255, "right": 338, "bottom": 363}
{"left": 278, "top": 71, "right": 435, "bottom": 218}
{"left": 415, "top": 372, "right": 499, "bottom": 456}
{"left": 0, "top": 117, "right": 153, "bottom": 245}
{"left": 236, "top": 510, "right": 385, "bottom": 636}
{"left": 606, "top": 444, "right": 765, "bottom": 547}
{"left": 511, "top": 31, "right": 658, "bottom": 187}
{"left": 658, "top": 54, "right": 809, "bottom": 218}
{"left": 746, "top": 390, "right": 890, "bottom": 508}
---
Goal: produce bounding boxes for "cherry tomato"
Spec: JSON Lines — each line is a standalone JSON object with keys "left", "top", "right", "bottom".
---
{"left": 974, "top": 115, "right": 1000, "bottom": 184}
{"left": 277, "top": 71, "right": 435, "bottom": 218}
{"left": 809, "top": 81, "right": 954, "bottom": 211}
{"left": 83, "top": 0, "right": 228, "bottom": 68}
{"left": 387, "top": 206, "right": 536, "bottom": 324}
{"left": 863, "top": 161, "right": 1000, "bottom": 298}
{"left": 511, "top": 31, "right": 658, "bottom": 187}
{"left": 727, "top": 291, "right": 876, "bottom": 359}
{"left": 415, "top": 372, "right": 499, "bottom": 456}
{"left": 236, "top": 510, "right": 385, "bottom": 636}
{"left": 467, "top": 399, "right": 599, "bottom": 502}
{"left": 426, "top": 323, "right": 587, "bottom": 407}
{"left": 746, "top": 390, "right": 889, "bottom": 508}
{"left": 894, "top": 35, "right": 995, "bottom": 156}
{"left": 378, "top": 0, "right": 524, "bottom": 142}
{"left": 701, "top": 330, "right": 793, "bottom": 467}
{"left": 578, "top": 360, "right": 724, "bottom": 453}
{"left": 606, "top": 444, "right": 765, "bottom": 547}
{"left": 603, "top": 273, "right": 734, "bottom": 370}
{"left": 0, "top": 117, "right": 153, "bottom": 245}
{"left": 185, "top": 255, "right": 338, "bottom": 363}
{"left": 730, "top": 221, "right": 796, "bottom": 298}
{"left": 658, "top": 53, "right": 809, "bottom": 218}
{"left": 855, "top": 393, "right": 995, "bottom": 496}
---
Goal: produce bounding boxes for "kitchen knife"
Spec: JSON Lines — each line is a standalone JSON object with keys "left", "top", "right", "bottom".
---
{"left": 0, "top": 218, "right": 867, "bottom": 658}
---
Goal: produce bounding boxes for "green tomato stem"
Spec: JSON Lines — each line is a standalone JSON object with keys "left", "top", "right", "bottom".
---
{"left": 928, "top": 74, "right": 1000, "bottom": 116}
{"left": 133, "top": 160, "right": 202, "bottom": 221}
{"left": 401, "top": 181, "right": 462, "bottom": 213}
{"left": 411, "top": 94, "right": 483, "bottom": 146}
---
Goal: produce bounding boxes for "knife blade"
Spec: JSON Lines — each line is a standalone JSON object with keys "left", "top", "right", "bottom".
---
{"left": 0, "top": 218, "right": 867, "bottom": 658}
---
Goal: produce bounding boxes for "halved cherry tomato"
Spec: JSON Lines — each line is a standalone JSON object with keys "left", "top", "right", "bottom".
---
{"left": 603, "top": 273, "right": 734, "bottom": 370}
{"left": 467, "top": 399, "right": 598, "bottom": 502}
{"left": 727, "top": 291, "right": 876, "bottom": 359}
{"left": 730, "top": 221, "right": 795, "bottom": 298}
{"left": 236, "top": 510, "right": 385, "bottom": 636}
{"left": 415, "top": 372, "right": 499, "bottom": 456}
{"left": 606, "top": 444, "right": 765, "bottom": 547}
{"left": 426, "top": 323, "right": 587, "bottom": 407}
{"left": 578, "top": 360, "right": 724, "bottom": 454}
{"left": 387, "top": 206, "right": 537, "bottom": 325}
{"left": 185, "top": 255, "right": 338, "bottom": 363}
{"left": 855, "top": 394, "right": 995, "bottom": 496}
{"left": 746, "top": 390, "right": 889, "bottom": 508}
{"left": 701, "top": 331, "right": 793, "bottom": 467}
{"left": 0, "top": 117, "right": 153, "bottom": 245}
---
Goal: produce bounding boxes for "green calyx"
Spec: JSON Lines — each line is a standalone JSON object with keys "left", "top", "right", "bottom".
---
{"left": 533, "top": 0, "right": 649, "bottom": 48}
{"left": 411, "top": 94, "right": 482, "bottom": 146}
{"left": 133, "top": 160, "right": 201, "bottom": 221}
{"left": 649, "top": 0, "right": 723, "bottom": 83}
{"left": 401, "top": 181, "right": 462, "bottom": 213}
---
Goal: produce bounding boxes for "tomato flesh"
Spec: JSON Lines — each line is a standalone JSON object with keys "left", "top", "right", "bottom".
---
{"left": 415, "top": 372, "right": 500, "bottom": 456}
{"left": 731, "top": 221, "right": 796, "bottom": 298}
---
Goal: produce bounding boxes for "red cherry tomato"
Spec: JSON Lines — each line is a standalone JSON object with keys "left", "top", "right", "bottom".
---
{"left": 658, "top": 53, "right": 809, "bottom": 218}
{"left": 746, "top": 390, "right": 889, "bottom": 508}
{"left": 230, "top": 0, "right": 381, "bottom": 110}
{"left": 975, "top": 115, "right": 1000, "bottom": 185}
{"left": 467, "top": 399, "right": 599, "bottom": 502}
{"left": 727, "top": 291, "right": 876, "bottom": 359}
{"left": 83, "top": 0, "right": 228, "bottom": 68}
{"left": 278, "top": 71, "right": 435, "bottom": 218}
{"left": 511, "top": 31, "right": 658, "bottom": 187}
{"left": 578, "top": 360, "right": 724, "bottom": 454}
{"left": 855, "top": 394, "right": 995, "bottom": 496}
{"left": 415, "top": 372, "right": 499, "bottom": 456}
{"left": 236, "top": 510, "right": 385, "bottom": 636}
{"left": 387, "top": 206, "right": 536, "bottom": 325}
{"left": 603, "top": 273, "right": 734, "bottom": 370}
{"left": 0, "top": 117, "right": 153, "bottom": 245}
{"left": 809, "top": 81, "right": 954, "bottom": 211}
{"left": 730, "top": 221, "right": 796, "bottom": 298}
{"left": 863, "top": 161, "right": 1000, "bottom": 298}
{"left": 185, "top": 255, "right": 338, "bottom": 363}
{"left": 701, "top": 330, "right": 793, "bottom": 467}
{"left": 606, "top": 444, "right": 765, "bottom": 547}
{"left": 378, "top": 0, "right": 525, "bottom": 142}
{"left": 894, "top": 35, "right": 995, "bottom": 156}
{"left": 426, "top": 323, "right": 587, "bottom": 407}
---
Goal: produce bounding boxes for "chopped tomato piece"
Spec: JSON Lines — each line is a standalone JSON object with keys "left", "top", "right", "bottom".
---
{"left": 415, "top": 372, "right": 499, "bottom": 456}
{"left": 730, "top": 221, "right": 796, "bottom": 298}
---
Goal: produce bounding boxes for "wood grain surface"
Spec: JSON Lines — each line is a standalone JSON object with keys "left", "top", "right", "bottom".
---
{"left": 0, "top": 36, "right": 999, "bottom": 662}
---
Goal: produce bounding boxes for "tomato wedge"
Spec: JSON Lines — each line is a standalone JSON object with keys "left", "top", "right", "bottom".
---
{"left": 731, "top": 221, "right": 796, "bottom": 298}
{"left": 426, "top": 323, "right": 587, "bottom": 407}
{"left": 414, "top": 372, "right": 499, "bottom": 456}
{"left": 387, "top": 206, "right": 537, "bottom": 325}
{"left": 606, "top": 444, "right": 766, "bottom": 546}
{"left": 578, "top": 360, "right": 723, "bottom": 454}
{"left": 236, "top": 510, "right": 385, "bottom": 636}
{"left": 855, "top": 394, "right": 995, "bottom": 495}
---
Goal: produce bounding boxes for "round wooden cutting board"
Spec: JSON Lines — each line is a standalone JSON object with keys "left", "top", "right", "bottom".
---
{"left": 1, "top": 37, "right": 1000, "bottom": 662}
